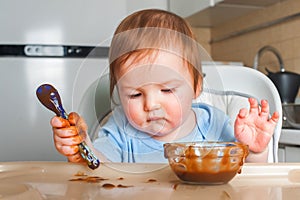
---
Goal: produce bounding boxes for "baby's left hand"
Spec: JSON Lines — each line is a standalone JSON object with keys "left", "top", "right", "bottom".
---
{"left": 234, "top": 98, "right": 279, "bottom": 153}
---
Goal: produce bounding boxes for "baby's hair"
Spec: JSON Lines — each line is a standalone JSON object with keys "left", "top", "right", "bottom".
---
{"left": 109, "top": 9, "right": 203, "bottom": 97}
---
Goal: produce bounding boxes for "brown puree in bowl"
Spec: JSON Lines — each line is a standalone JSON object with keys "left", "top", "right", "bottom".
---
{"left": 169, "top": 143, "right": 249, "bottom": 184}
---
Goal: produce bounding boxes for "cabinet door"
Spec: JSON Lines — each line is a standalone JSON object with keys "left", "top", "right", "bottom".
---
{"left": 126, "top": 0, "right": 168, "bottom": 14}
{"left": 0, "top": 0, "right": 127, "bottom": 45}
{"left": 285, "top": 146, "right": 300, "bottom": 162}
{"left": 278, "top": 147, "right": 285, "bottom": 162}
{"left": 169, "top": 0, "right": 223, "bottom": 18}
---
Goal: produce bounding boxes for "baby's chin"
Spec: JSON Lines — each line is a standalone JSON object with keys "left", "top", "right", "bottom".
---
{"left": 130, "top": 119, "right": 178, "bottom": 137}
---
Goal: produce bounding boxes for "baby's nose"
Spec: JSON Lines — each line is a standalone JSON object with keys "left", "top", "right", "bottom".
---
{"left": 144, "top": 93, "right": 161, "bottom": 111}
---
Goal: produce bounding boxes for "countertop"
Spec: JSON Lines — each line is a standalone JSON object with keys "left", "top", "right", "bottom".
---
{"left": 0, "top": 162, "right": 300, "bottom": 199}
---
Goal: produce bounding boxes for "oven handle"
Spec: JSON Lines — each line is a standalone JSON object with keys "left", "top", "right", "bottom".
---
{"left": 283, "top": 109, "right": 300, "bottom": 129}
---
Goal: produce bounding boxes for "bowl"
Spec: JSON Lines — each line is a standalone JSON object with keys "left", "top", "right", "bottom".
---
{"left": 164, "top": 141, "right": 249, "bottom": 184}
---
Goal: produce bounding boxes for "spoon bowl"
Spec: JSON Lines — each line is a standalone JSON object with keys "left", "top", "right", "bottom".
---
{"left": 36, "top": 84, "right": 67, "bottom": 118}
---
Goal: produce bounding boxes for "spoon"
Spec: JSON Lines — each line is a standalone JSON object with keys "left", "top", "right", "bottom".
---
{"left": 36, "top": 84, "right": 100, "bottom": 169}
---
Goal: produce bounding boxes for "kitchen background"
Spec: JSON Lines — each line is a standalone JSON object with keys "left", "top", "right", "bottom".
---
{"left": 0, "top": 0, "right": 299, "bottom": 162}
{"left": 190, "top": 0, "right": 300, "bottom": 102}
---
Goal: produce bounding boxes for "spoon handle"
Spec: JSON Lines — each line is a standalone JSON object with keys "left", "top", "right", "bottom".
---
{"left": 49, "top": 92, "right": 68, "bottom": 119}
{"left": 50, "top": 92, "right": 100, "bottom": 169}
{"left": 78, "top": 142, "right": 100, "bottom": 169}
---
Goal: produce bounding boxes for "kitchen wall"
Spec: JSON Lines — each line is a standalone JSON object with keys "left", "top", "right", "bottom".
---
{"left": 191, "top": 0, "right": 300, "bottom": 99}
{"left": 192, "top": 27, "right": 211, "bottom": 56}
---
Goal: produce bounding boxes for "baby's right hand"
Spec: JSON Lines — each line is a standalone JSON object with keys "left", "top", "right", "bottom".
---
{"left": 50, "top": 112, "right": 87, "bottom": 163}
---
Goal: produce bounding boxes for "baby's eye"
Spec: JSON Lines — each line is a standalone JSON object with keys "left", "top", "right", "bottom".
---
{"left": 161, "top": 88, "right": 174, "bottom": 93}
{"left": 129, "top": 93, "right": 141, "bottom": 98}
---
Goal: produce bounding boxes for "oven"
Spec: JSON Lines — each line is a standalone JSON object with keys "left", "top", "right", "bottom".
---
{"left": 278, "top": 104, "right": 300, "bottom": 162}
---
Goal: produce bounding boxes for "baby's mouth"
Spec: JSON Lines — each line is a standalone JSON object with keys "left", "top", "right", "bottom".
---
{"left": 146, "top": 116, "right": 164, "bottom": 122}
{"left": 147, "top": 109, "right": 165, "bottom": 122}
{"left": 144, "top": 116, "right": 167, "bottom": 135}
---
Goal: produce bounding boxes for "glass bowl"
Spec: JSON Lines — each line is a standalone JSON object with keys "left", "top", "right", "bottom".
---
{"left": 164, "top": 141, "right": 249, "bottom": 184}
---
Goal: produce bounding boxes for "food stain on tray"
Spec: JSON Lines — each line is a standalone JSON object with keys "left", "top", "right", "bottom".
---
{"left": 146, "top": 178, "right": 157, "bottom": 183}
{"left": 68, "top": 172, "right": 162, "bottom": 189}
{"left": 69, "top": 172, "right": 135, "bottom": 189}
{"left": 172, "top": 183, "right": 179, "bottom": 190}
{"left": 69, "top": 176, "right": 108, "bottom": 183}
{"left": 102, "top": 183, "right": 133, "bottom": 189}
{"left": 102, "top": 183, "right": 115, "bottom": 189}
{"left": 74, "top": 171, "right": 88, "bottom": 176}
{"left": 69, "top": 176, "right": 134, "bottom": 188}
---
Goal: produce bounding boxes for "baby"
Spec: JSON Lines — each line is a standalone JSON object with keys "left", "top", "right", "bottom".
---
{"left": 51, "top": 9, "right": 279, "bottom": 164}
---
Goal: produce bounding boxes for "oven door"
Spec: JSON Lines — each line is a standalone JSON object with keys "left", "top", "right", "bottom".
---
{"left": 278, "top": 128, "right": 300, "bottom": 162}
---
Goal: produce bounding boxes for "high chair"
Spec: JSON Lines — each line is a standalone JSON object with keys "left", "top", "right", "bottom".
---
{"left": 77, "top": 64, "right": 282, "bottom": 163}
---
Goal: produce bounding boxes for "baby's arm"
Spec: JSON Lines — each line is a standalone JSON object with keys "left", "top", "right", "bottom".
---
{"left": 51, "top": 112, "right": 108, "bottom": 163}
{"left": 234, "top": 98, "right": 279, "bottom": 162}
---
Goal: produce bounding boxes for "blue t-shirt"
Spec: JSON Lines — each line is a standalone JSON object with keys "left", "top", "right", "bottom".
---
{"left": 93, "top": 103, "right": 235, "bottom": 163}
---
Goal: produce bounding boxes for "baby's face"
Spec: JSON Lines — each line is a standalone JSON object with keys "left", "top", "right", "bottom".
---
{"left": 116, "top": 51, "right": 198, "bottom": 140}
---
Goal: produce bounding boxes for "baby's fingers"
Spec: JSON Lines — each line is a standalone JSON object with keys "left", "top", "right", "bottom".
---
{"left": 53, "top": 130, "right": 83, "bottom": 157}
{"left": 68, "top": 112, "right": 81, "bottom": 126}
{"left": 53, "top": 133, "right": 83, "bottom": 146}
{"left": 248, "top": 98, "right": 259, "bottom": 114}
{"left": 237, "top": 108, "right": 249, "bottom": 119}
{"left": 51, "top": 116, "right": 70, "bottom": 128}
{"left": 54, "top": 142, "right": 79, "bottom": 156}
{"left": 234, "top": 108, "right": 249, "bottom": 134}
{"left": 68, "top": 112, "right": 88, "bottom": 139}
{"left": 269, "top": 111, "right": 280, "bottom": 124}
{"left": 69, "top": 112, "right": 87, "bottom": 132}
{"left": 54, "top": 126, "right": 79, "bottom": 138}
{"left": 257, "top": 99, "right": 270, "bottom": 120}
{"left": 68, "top": 153, "right": 85, "bottom": 163}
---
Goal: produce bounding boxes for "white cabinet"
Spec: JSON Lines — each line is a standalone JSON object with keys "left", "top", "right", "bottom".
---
{"left": 278, "top": 129, "right": 300, "bottom": 162}
{"left": 169, "top": 0, "right": 289, "bottom": 27}
{"left": 125, "top": 0, "right": 224, "bottom": 18}
{"left": 0, "top": 0, "right": 129, "bottom": 46}
{"left": 126, "top": 0, "right": 168, "bottom": 14}
{"left": 169, "top": 0, "right": 223, "bottom": 18}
